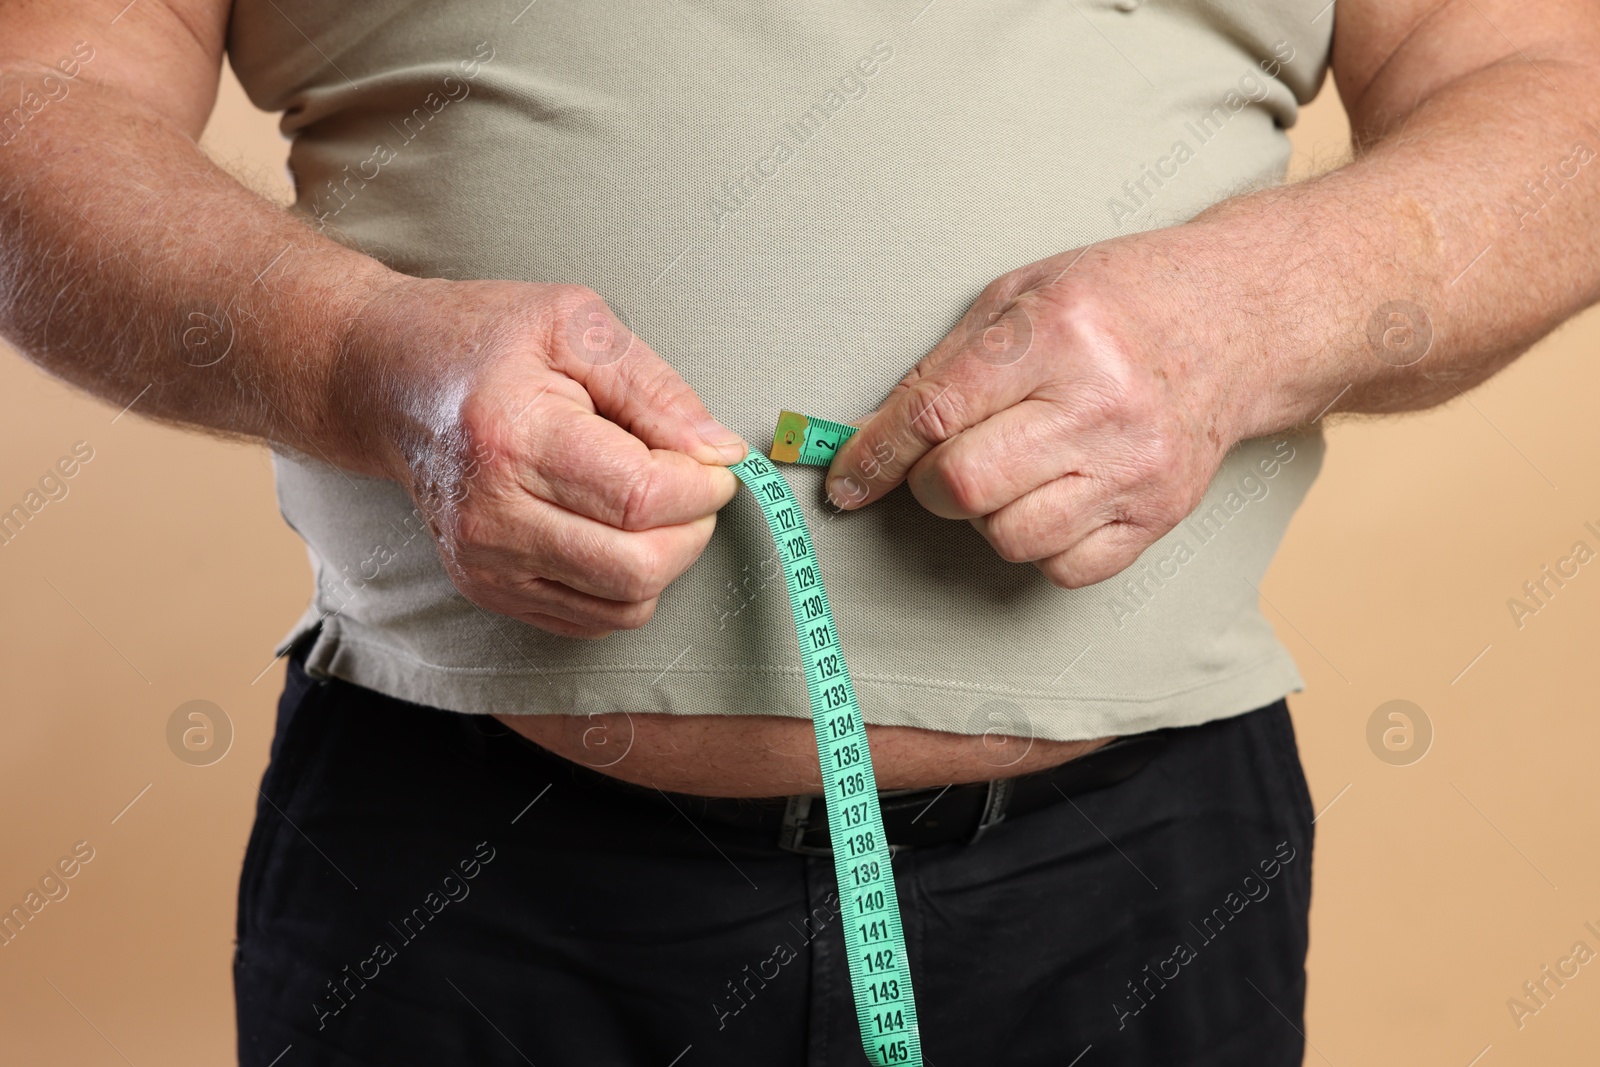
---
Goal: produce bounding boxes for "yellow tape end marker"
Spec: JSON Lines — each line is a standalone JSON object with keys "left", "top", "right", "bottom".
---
{"left": 769, "top": 410, "right": 809, "bottom": 464}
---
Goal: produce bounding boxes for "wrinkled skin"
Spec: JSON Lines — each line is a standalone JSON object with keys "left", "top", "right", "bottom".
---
{"left": 827, "top": 246, "right": 1246, "bottom": 591}
{"left": 341, "top": 278, "right": 748, "bottom": 638}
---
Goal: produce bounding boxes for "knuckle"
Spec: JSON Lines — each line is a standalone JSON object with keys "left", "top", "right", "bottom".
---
{"left": 985, "top": 516, "right": 1034, "bottom": 565}
{"left": 1035, "top": 278, "right": 1108, "bottom": 334}
{"left": 903, "top": 379, "right": 967, "bottom": 446}
{"left": 1043, "top": 532, "right": 1143, "bottom": 590}
{"left": 631, "top": 359, "right": 688, "bottom": 410}
{"left": 1034, "top": 292, "right": 1140, "bottom": 400}
{"left": 1040, "top": 559, "right": 1088, "bottom": 589}
{"left": 456, "top": 390, "right": 514, "bottom": 453}
{"left": 975, "top": 270, "right": 1039, "bottom": 320}
{"left": 554, "top": 283, "right": 603, "bottom": 313}
{"left": 977, "top": 273, "right": 1017, "bottom": 305}
{"left": 487, "top": 567, "right": 540, "bottom": 604}
{"left": 995, "top": 541, "right": 1035, "bottom": 566}
{"left": 617, "top": 465, "right": 662, "bottom": 531}
{"left": 550, "top": 285, "right": 636, "bottom": 368}
{"left": 1038, "top": 550, "right": 1106, "bottom": 589}
{"left": 617, "top": 547, "right": 671, "bottom": 603}
{"left": 612, "top": 598, "right": 659, "bottom": 631}
{"left": 933, "top": 457, "right": 988, "bottom": 516}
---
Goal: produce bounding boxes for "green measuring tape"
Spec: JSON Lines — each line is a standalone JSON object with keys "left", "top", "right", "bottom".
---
{"left": 729, "top": 410, "right": 922, "bottom": 1067}
{"left": 768, "top": 409, "right": 859, "bottom": 467}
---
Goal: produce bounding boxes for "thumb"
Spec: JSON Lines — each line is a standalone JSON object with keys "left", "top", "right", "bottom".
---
{"left": 551, "top": 290, "right": 747, "bottom": 465}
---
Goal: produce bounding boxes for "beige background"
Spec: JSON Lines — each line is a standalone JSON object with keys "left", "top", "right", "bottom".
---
{"left": 3, "top": 60, "right": 1598, "bottom": 1066}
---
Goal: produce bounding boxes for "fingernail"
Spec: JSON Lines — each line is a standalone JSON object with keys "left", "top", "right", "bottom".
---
{"left": 694, "top": 418, "right": 747, "bottom": 459}
{"left": 826, "top": 477, "right": 863, "bottom": 509}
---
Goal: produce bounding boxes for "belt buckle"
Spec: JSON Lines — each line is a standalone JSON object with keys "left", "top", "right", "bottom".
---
{"left": 777, "top": 795, "right": 836, "bottom": 856}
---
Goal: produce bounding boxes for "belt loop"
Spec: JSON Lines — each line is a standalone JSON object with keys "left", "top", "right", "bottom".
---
{"left": 969, "top": 778, "right": 1014, "bottom": 844}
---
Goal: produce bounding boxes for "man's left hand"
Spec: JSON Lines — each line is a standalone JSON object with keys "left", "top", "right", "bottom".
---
{"left": 826, "top": 244, "right": 1255, "bottom": 590}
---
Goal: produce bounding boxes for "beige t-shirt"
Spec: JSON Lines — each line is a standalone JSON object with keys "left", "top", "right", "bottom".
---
{"left": 228, "top": 0, "right": 1333, "bottom": 741}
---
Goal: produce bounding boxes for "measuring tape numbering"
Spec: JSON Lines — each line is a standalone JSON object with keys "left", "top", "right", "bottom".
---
{"left": 730, "top": 412, "right": 922, "bottom": 1067}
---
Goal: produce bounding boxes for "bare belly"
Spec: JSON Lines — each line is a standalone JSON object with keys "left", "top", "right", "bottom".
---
{"left": 494, "top": 713, "right": 1116, "bottom": 797}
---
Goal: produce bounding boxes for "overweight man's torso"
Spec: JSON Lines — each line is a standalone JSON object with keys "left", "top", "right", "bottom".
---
{"left": 231, "top": 0, "right": 1331, "bottom": 796}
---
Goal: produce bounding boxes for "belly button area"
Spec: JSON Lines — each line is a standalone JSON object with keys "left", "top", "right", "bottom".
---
{"left": 1114, "top": 0, "right": 1142, "bottom": 10}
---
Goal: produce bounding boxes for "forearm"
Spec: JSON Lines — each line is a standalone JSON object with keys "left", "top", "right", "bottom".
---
{"left": 1110, "top": 55, "right": 1600, "bottom": 439}
{"left": 0, "top": 62, "right": 399, "bottom": 475}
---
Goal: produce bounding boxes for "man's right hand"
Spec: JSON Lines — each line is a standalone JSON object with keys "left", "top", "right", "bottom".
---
{"left": 339, "top": 279, "right": 747, "bottom": 639}
{"left": 0, "top": 0, "right": 744, "bottom": 640}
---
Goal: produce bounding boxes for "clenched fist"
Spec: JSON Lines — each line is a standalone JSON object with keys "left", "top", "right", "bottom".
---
{"left": 338, "top": 278, "right": 746, "bottom": 638}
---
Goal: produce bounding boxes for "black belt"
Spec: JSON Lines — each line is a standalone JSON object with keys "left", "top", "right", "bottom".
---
{"left": 669, "top": 729, "right": 1171, "bottom": 854}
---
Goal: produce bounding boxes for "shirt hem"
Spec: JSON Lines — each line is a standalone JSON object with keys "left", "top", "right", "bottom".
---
{"left": 285, "top": 615, "right": 1305, "bottom": 743}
